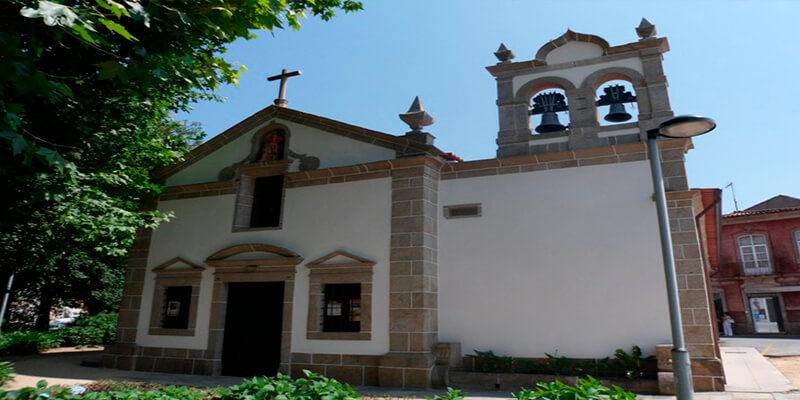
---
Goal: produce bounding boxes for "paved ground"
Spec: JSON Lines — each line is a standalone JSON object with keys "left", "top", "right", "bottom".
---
{"left": 721, "top": 338, "right": 800, "bottom": 357}
{"left": 3, "top": 345, "right": 800, "bottom": 399}
{"left": 4, "top": 348, "right": 242, "bottom": 390}
{"left": 719, "top": 347, "right": 795, "bottom": 393}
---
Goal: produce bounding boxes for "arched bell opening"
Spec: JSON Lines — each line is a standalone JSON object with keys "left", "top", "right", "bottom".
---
{"left": 595, "top": 79, "right": 638, "bottom": 127}
{"left": 529, "top": 87, "right": 570, "bottom": 134}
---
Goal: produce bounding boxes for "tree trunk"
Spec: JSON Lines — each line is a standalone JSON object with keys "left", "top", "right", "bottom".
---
{"left": 34, "top": 283, "right": 52, "bottom": 332}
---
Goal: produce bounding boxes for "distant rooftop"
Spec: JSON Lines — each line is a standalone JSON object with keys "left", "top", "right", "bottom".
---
{"left": 723, "top": 195, "right": 800, "bottom": 219}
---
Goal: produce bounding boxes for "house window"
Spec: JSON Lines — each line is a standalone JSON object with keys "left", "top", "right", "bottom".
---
{"left": 162, "top": 286, "right": 192, "bottom": 329}
{"left": 250, "top": 175, "right": 284, "bottom": 228}
{"left": 443, "top": 203, "right": 482, "bottom": 219}
{"left": 738, "top": 234, "right": 772, "bottom": 275}
{"left": 323, "top": 283, "right": 361, "bottom": 332}
{"left": 795, "top": 231, "right": 800, "bottom": 260}
{"left": 148, "top": 257, "right": 203, "bottom": 336}
{"left": 305, "top": 251, "right": 373, "bottom": 341}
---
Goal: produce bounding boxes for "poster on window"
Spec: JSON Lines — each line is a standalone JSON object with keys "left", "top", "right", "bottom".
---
{"left": 349, "top": 299, "right": 361, "bottom": 322}
{"left": 166, "top": 301, "right": 181, "bottom": 317}
{"left": 326, "top": 300, "right": 342, "bottom": 316}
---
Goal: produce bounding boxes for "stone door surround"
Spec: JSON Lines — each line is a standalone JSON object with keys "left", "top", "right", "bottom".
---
{"left": 205, "top": 243, "right": 303, "bottom": 375}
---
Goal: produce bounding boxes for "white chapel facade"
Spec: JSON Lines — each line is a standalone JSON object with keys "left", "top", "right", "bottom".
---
{"left": 105, "top": 20, "right": 724, "bottom": 391}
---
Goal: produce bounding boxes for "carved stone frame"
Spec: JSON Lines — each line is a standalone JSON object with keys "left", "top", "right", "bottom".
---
{"left": 149, "top": 257, "right": 204, "bottom": 336}
{"left": 231, "top": 160, "right": 291, "bottom": 232}
{"left": 205, "top": 244, "right": 303, "bottom": 375}
{"left": 306, "top": 251, "right": 375, "bottom": 341}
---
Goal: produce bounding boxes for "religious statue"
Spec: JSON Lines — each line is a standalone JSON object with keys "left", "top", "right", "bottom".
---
{"left": 259, "top": 131, "right": 285, "bottom": 161}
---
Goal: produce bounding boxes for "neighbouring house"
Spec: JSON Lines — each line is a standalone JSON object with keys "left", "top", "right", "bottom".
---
{"left": 104, "top": 20, "right": 724, "bottom": 391}
{"left": 710, "top": 195, "right": 800, "bottom": 335}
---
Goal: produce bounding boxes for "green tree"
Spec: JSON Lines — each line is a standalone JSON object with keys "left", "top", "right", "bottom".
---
{"left": 0, "top": 0, "right": 362, "bottom": 330}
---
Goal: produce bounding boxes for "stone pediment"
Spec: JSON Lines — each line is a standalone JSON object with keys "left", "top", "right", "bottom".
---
{"left": 152, "top": 257, "right": 204, "bottom": 274}
{"left": 306, "top": 250, "right": 375, "bottom": 270}
{"left": 205, "top": 243, "right": 303, "bottom": 269}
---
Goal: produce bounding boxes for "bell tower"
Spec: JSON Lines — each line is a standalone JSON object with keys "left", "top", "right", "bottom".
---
{"left": 488, "top": 19, "right": 673, "bottom": 157}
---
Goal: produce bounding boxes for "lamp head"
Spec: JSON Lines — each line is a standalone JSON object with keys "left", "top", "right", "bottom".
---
{"left": 656, "top": 115, "right": 716, "bottom": 138}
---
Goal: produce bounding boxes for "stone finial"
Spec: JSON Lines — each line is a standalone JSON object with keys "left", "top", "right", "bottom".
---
{"left": 636, "top": 18, "right": 657, "bottom": 40}
{"left": 399, "top": 96, "right": 435, "bottom": 145}
{"left": 494, "top": 43, "right": 515, "bottom": 63}
{"left": 399, "top": 96, "right": 435, "bottom": 132}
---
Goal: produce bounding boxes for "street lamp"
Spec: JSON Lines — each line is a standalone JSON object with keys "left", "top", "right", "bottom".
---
{"left": 647, "top": 115, "right": 716, "bottom": 400}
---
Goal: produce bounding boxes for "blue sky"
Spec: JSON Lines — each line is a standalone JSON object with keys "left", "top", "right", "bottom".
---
{"left": 181, "top": 1, "right": 800, "bottom": 213}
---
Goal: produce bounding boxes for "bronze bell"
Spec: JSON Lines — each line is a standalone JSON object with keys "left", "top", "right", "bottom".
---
{"left": 597, "top": 84, "right": 636, "bottom": 123}
{"left": 604, "top": 102, "right": 632, "bottom": 123}
{"left": 530, "top": 91, "right": 569, "bottom": 134}
{"left": 536, "top": 112, "right": 567, "bottom": 133}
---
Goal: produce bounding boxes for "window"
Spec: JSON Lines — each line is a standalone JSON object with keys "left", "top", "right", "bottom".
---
{"left": 250, "top": 175, "right": 284, "bottom": 228}
{"left": 444, "top": 203, "right": 482, "bottom": 219}
{"left": 162, "top": 286, "right": 191, "bottom": 329}
{"left": 305, "top": 251, "right": 373, "bottom": 340}
{"left": 323, "top": 284, "right": 361, "bottom": 332}
{"left": 795, "top": 231, "right": 800, "bottom": 260}
{"left": 148, "top": 257, "right": 203, "bottom": 336}
{"left": 738, "top": 234, "right": 772, "bottom": 275}
{"left": 230, "top": 127, "right": 290, "bottom": 231}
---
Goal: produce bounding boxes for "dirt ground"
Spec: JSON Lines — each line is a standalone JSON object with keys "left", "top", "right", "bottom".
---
{"left": 768, "top": 356, "right": 800, "bottom": 388}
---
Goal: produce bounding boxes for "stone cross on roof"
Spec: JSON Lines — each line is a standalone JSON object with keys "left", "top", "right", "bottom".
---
{"left": 267, "top": 68, "right": 302, "bottom": 107}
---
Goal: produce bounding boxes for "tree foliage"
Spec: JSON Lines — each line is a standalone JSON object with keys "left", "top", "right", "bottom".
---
{"left": 0, "top": 0, "right": 362, "bottom": 329}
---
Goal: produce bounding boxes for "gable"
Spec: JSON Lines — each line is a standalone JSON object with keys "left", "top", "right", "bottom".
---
{"left": 746, "top": 195, "right": 800, "bottom": 211}
{"left": 165, "top": 118, "right": 397, "bottom": 186}
{"left": 307, "top": 250, "right": 376, "bottom": 268}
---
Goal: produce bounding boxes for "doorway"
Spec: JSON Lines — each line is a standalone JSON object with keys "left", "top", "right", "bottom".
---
{"left": 749, "top": 295, "right": 784, "bottom": 333}
{"left": 222, "top": 281, "right": 285, "bottom": 377}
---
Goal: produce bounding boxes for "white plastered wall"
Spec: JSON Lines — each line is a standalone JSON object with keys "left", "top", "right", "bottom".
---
{"left": 137, "top": 178, "right": 392, "bottom": 355}
{"left": 438, "top": 161, "right": 671, "bottom": 358}
{"left": 166, "top": 119, "right": 397, "bottom": 186}
{"left": 511, "top": 57, "right": 644, "bottom": 95}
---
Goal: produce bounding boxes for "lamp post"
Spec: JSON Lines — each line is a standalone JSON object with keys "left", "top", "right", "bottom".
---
{"left": 647, "top": 115, "right": 716, "bottom": 400}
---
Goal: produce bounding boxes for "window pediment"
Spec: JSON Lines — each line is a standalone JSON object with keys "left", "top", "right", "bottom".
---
{"left": 152, "top": 257, "right": 205, "bottom": 276}
{"left": 306, "top": 250, "right": 376, "bottom": 270}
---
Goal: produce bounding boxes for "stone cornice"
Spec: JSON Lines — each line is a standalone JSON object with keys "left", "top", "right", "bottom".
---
{"left": 157, "top": 138, "right": 692, "bottom": 197}
{"left": 486, "top": 37, "right": 669, "bottom": 78}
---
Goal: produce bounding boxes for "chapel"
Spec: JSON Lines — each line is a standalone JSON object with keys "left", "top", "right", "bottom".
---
{"left": 105, "top": 19, "right": 724, "bottom": 392}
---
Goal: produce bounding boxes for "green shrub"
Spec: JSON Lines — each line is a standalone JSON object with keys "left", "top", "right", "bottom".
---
{"left": 469, "top": 346, "right": 656, "bottom": 380}
{"left": 0, "top": 380, "right": 216, "bottom": 400}
{"left": 0, "top": 361, "right": 14, "bottom": 387}
{"left": 222, "top": 370, "right": 359, "bottom": 400}
{"left": 512, "top": 377, "right": 637, "bottom": 400}
{"left": 0, "top": 331, "right": 63, "bottom": 356}
{"left": 426, "top": 387, "right": 465, "bottom": 400}
{"left": 611, "top": 346, "right": 655, "bottom": 380}
{"left": 83, "top": 385, "right": 213, "bottom": 400}
{"left": 468, "top": 350, "right": 514, "bottom": 373}
{"left": 58, "top": 313, "right": 118, "bottom": 347}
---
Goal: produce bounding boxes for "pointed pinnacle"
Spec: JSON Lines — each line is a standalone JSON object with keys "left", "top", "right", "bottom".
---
{"left": 407, "top": 96, "right": 424, "bottom": 113}
{"left": 494, "top": 43, "right": 515, "bottom": 63}
{"left": 636, "top": 17, "right": 657, "bottom": 39}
